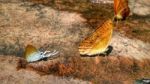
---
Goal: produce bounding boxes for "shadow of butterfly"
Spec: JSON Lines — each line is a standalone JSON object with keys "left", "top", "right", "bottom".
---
{"left": 79, "top": 19, "right": 113, "bottom": 56}
{"left": 24, "top": 45, "right": 58, "bottom": 62}
{"left": 114, "top": 0, "right": 130, "bottom": 21}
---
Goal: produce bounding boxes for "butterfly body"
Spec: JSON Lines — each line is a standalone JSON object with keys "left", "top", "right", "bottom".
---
{"left": 79, "top": 19, "right": 113, "bottom": 56}
{"left": 114, "top": 0, "right": 130, "bottom": 20}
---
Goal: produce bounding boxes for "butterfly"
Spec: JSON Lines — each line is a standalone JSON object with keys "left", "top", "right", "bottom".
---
{"left": 113, "top": 0, "right": 130, "bottom": 20}
{"left": 24, "top": 45, "right": 59, "bottom": 62}
{"left": 79, "top": 19, "right": 113, "bottom": 56}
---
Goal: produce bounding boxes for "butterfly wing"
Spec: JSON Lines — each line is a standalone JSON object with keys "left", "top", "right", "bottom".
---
{"left": 114, "top": 0, "right": 130, "bottom": 20}
{"left": 114, "top": 0, "right": 120, "bottom": 15}
{"left": 24, "top": 45, "right": 42, "bottom": 62}
{"left": 79, "top": 19, "right": 113, "bottom": 55}
{"left": 79, "top": 31, "right": 97, "bottom": 55}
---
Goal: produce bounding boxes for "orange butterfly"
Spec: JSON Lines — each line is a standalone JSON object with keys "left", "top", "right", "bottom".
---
{"left": 79, "top": 19, "right": 113, "bottom": 56}
{"left": 114, "top": 0, "right": 130, "bottom": 20}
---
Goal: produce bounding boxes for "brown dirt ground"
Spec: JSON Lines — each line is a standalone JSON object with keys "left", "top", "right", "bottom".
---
{"left": 25, "top": 1, "right": 150, "bottom": 83}
{"left": 28, "top": 0, "right": 150, "bottom": 43}
{"left": 18, "top": 55, "right": 150, "bottom": 84}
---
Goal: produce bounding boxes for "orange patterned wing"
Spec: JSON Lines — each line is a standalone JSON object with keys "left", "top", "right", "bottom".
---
{"left": 79, "top": 19, "right": 113, "bottom": 56}
{"left": 24, "top": 45, "right": 38, "bottom": 59}
{"left": 114, "top": 0, "right": 130, "bottom": 20}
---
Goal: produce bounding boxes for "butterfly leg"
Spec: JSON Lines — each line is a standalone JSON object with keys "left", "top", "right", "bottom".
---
{"left": 43, "top": 51, "right": 51, "bottom": 55}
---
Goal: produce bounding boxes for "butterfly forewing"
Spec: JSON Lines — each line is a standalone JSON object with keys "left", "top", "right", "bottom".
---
{"left": 114, "top": 0, "right": 130, "bottom": 20}
{"left": 79, "top": 19, "right": 113, "bottom": 55}
{"left": 24, "top": 45, "right": 42, "bottom": 62}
